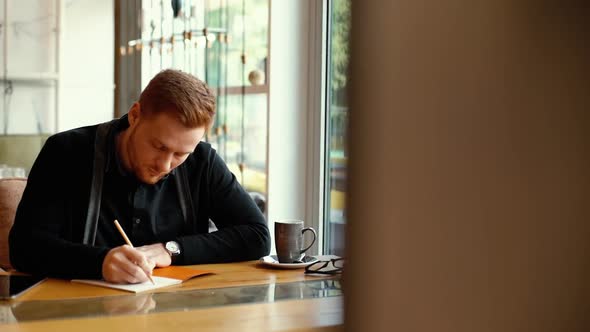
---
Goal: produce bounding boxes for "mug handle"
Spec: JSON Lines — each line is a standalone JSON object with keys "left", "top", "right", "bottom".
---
{"left": 300, "top": 227, "right": 317, "bottom": 254}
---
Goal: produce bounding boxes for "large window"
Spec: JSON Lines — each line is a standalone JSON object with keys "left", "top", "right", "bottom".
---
{"left": 324, "top": 0, "right": 350, "bottom": 256}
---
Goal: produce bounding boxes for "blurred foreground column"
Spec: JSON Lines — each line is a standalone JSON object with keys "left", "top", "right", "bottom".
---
{"left": 345, "top": 1, "right": 590, "bottom": 331}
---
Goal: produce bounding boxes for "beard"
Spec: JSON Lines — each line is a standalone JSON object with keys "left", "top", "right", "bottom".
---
{"left": 141, "top": 169, "right": 166, "bottom": 184}
{"left": 124, "top": 126, "right": 164, "bottom": 184}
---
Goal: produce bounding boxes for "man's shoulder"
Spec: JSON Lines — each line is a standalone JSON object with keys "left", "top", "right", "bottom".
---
{"left": 192, "top": 141, "right": 215, "bottom": 159}
{"left": 43, "top": 124, "right": 100, "bottom": 156}
{"left": 48, "top": 124, "right": 99, "bottom": 142}
{"left": 30, "top": 124, "right": 100, "bottom": 175}
{"left": 183, "top": 141, "right": 221, "bottom": 171}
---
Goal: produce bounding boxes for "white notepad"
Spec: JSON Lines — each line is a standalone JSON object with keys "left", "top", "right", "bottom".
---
{"left": 71, "top": 276, "right": 182, "bottom": 293}
{"left": 71, "top": 266, "right": 212, "bottom": 293}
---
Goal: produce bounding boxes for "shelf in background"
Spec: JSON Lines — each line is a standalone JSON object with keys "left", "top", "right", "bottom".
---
{"left": 2, "top": 72, "right": 59, "bottom": 82}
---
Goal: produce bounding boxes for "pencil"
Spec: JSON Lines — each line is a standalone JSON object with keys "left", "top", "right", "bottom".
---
{"left": 113, "top": 219, "right": 156, "bottom": 285}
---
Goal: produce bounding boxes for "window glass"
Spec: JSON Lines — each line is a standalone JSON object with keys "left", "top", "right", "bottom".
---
{"left": 207, "top": 0, "right": 268, "bottom": 88}
{"left": 324, "top": 0, "right": 350, "bottom": 256}
{"left": 213, "top": 93, "right": 267, "bottom": 195}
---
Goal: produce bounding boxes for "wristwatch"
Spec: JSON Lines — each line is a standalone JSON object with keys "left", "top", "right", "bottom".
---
{"left": 165, "top": 241, "right": 181, "bottom": 262}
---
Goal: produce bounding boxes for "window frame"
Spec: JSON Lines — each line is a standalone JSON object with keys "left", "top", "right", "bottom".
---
{"left": 307, "top": 0, "right": 329, "bottom": 255}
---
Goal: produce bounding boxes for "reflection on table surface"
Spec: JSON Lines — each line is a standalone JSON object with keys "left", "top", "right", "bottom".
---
{"left": 0, "top": 279, "right": 342, "bottom": 324}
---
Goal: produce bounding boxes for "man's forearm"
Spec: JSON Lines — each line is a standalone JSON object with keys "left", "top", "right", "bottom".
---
{"left": 176, "top": 223, "right": 270, "bottom": 265}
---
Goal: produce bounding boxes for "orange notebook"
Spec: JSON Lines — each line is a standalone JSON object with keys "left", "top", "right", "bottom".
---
{"left": 72, "top": 266, "right": 212, "bottom": 293}
{"left": 152, "top": 266, "right": 212, "bottom": 281}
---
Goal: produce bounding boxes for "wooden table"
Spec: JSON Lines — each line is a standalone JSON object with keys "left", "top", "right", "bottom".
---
{"left": 0, "top": 260, "right": 344, "bottom": 331}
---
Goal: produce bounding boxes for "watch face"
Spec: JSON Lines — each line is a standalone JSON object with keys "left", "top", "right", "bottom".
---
{"left": 166, "top": 241, "right": 180, "bottom": 255}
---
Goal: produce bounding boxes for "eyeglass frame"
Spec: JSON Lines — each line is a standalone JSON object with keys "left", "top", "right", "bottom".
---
{"left": 304, "top": 258, "right": 344, "bottom": 275}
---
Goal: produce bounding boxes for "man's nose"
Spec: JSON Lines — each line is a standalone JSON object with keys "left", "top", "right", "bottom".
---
{"left": 155, "top": 153, "right": 173, "bottom": 173}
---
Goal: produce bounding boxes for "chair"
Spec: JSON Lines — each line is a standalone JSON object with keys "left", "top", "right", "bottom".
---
{"left": 0, "top": 177, "right": 27, "bottom": 270}
{"left": 249, "top": 191, "right": 266, "bottom": 214}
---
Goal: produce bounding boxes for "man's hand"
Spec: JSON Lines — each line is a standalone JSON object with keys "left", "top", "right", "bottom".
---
{"left": 135, "top": 243, "right": 172, "bottom": 268}
{"left": 102, "top": 245, "right": 156, "bottom": 284}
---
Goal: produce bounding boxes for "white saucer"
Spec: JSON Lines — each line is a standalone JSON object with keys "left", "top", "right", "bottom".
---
{"left": 259, "top": 255, "right": 319, "bottom": 269}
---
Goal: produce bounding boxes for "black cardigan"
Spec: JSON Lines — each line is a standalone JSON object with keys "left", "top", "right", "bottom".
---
{"left": 9, "top": 118, "right": 270, "bottom": 279}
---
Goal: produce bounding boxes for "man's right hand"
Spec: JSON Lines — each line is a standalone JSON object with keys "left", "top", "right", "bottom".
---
{"left": 102, "top": 245, "right": 155, "bottom": 284}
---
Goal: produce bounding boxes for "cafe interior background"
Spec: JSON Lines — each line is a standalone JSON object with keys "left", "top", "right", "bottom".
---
{"left": 1, "top": 0, "right": 590, "bottom": 330}
{"left": 0, "top": 0, "right": 348, "bottom": 259}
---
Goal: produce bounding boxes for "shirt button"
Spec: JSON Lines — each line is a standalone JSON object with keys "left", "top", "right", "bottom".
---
{"left": 134, "top": 218, "right": 141, "bottom": 224}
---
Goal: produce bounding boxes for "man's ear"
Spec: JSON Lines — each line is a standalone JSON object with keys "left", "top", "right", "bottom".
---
{"left": 128, "top": 102, "right": 141, "bottom": 126}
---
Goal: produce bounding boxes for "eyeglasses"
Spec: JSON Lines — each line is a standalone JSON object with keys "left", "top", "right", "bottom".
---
{"left": 304, "top": 258, "right": 344, "bottom": 275}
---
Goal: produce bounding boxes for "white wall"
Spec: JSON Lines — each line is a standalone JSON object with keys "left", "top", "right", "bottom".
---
{"left": 60, "top": 0, "right": 114, "bottom": 131}
{"left": 267, "top": 0, "right": 324, "bottom": 254}
{"left": 267, "top": 1, "right": 309, "bottom": 250}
